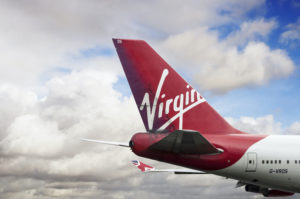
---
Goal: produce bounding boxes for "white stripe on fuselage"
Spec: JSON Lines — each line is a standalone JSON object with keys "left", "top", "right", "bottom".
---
{"left": 213, "top": 135, "right": 300, "bottom": 193}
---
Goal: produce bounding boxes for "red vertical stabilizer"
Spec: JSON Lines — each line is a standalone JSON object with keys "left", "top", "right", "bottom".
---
{"left": 113, "top": 39, "right": 242, "bottom": 135}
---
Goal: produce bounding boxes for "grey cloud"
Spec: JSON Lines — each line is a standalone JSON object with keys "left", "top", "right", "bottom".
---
{"left": 0, "top": 67, "right": 269, "bottom": 199}
{"left": 2, "top": 67, "right": 300, "bottom": 199}
{"left": 0, "top": 0, "right": 299, "bottom": 199}
{"left": 0, "top": 0, "right": 264, "bottom": 86}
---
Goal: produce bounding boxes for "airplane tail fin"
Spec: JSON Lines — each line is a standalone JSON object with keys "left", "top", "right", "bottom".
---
{"left": 113, "top": 39, "right": 242, "bottom": 135}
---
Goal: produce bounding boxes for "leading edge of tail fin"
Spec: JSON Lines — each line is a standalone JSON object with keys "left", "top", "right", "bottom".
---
{"left": 113, "top": 38, "right": 242, "bottom": 135}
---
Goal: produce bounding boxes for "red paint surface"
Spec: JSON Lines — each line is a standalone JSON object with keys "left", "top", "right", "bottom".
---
{"left": 137, "top": 162, "right": 153, "bottom": 172}
{"left": 130, "top": 132, "right": 267, "bottom": 171}
{"left": 266, "top": 190, "right": 294, "bottom": 197}
{"left": 113, "top": 38, "right": 267, "bottom": 171}
{"left": 113, "top": 39, "right": 242, "bottom": 134}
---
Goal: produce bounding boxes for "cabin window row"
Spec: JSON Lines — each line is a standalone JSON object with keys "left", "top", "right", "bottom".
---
{"left": 262, "top": 160, "right": 281, "bottom": 164}
{"left": 261, "top": 160, "right": 300, "bottom": 164}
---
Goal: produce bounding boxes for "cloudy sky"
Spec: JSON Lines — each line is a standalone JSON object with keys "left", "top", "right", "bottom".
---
{"left": 0, "top": 0, "right": 300, "bottom": 198}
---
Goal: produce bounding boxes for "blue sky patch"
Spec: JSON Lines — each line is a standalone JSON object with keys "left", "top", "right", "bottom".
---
{"left": 79, "top": 46, "right": 114, "bottom": 58}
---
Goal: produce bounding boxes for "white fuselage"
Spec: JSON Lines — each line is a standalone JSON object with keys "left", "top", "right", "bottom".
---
{"left": 213, "top": 135, "right": 300, "bottom": 193}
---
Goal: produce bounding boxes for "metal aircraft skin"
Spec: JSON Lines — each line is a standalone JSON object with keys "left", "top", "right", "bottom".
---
{"left": 83, "top": 39, "right": 300, "bottom": 197}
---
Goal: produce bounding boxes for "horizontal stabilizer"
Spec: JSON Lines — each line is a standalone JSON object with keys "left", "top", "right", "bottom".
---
{"left": 132, "top": 160, "right": 206, "bottom": 174}
{"left": 149, "top": 130, "right": 221, "bottom": 155}
{"left": 81, "top": 138, "right": 129, "bottom": 147}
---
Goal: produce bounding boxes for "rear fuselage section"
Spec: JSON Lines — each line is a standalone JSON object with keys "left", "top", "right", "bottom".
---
{"left": 131, "top": 133, "right": 300, "bottom": 193}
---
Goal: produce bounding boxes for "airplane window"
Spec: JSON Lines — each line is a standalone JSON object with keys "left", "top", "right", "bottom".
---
{"left": 275, "top": 160, "right": 277, "bottom": 164}
{"left": 262, "top": 160, "right": 264, "bottom": 164}
{"left": 249, "top": 160, "right": 252, "bottom": 164}
{"left": 270, "top": 160, "right": 273, "bottom": 164}
{"left": 287, "top": 160, "right": 289, "bottom": 164}
{"left": 266, "top": 160, "right": 269, "bottom": 164}
{"left": 279, "top": 160, "right": 281, "bottom": 164}
{"left": 295, "top": 160, "right": 297, "bottom": 164}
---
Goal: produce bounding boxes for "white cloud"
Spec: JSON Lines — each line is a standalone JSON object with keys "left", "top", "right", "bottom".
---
{"left": 163, "top": 28, "right": 294, "bottom": 93}
{"left": 0, "top": 0, "right": 264, "bottom": 86}
{"left": 226, "top": 115, "right": 282, "bottom": 134}
{"left": 286, "top": 121, "right": 300, "bottom": 134}
{"left": 226, "top": 115, "right": 300, "bottom": 135}
{"left": 280, "top": 17, "right": 300, "bottom": 45}
{"left": 1, "top": 114, "right": 66, "bottom": 157}
{"left": 0, "top": 0, "right": 293, "bottom": 95}
{"left": 0, "top": 0, "right": 299, "bottom": 198}
{"left": 225, "top": 18, "right": 277, "bottom": 46}
{"left": 2, "top": 66, "right": 291, "bottom": 199}
{"left": 1, "top": 66, "right": 300, "bottom": 199}
{"left": 0, "top": 68, "right": 145, "bottom": 198}
{"left": 0, "top": 85, "right": 37, "bottom": 139}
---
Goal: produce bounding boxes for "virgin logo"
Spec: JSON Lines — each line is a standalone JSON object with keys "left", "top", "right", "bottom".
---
{"left": 139, "top": 69, "right": 206, "bottom": 131}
